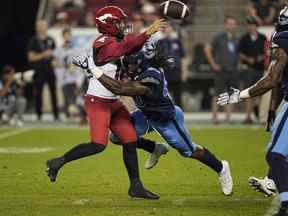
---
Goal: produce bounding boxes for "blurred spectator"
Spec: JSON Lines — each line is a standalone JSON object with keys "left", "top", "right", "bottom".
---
{"left": 27, "top": 20, "right": 59, "bottom": 121}
{"left": 82, "top": 11, "right": 96, "bottom": 27}
{"left": 158, "top": 23, "right": 186, "bottom": 108}
{"left": 54, "top": 12, "right": 70, "bottom": 28}
{"left": 238, "top": 17, "right": 267, "bottom": 124}
{"left": 141, "top": 1, "right": 158, "bottom": 25}
{"left": 54, "top": 28, "right": 84, "bottom": 119}
{"left": 54, "top": 0, "right": 85, "bottom": 10}
{"left": 248, "top": 0, "right": 277, "bottom": 26}
{"left": 0, "top": 66, "right": 27, "bottom": 127}
{"left": 204, "top": 16, "right": 239, "bottom": 124}
{"left": 132, "top": 14, "right": 145, "bottom": 34}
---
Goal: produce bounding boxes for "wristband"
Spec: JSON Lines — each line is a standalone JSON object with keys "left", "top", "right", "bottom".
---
{"left": 90, "top": 67, "right": 103, "bottom": 79}
{"left": 239, "top": 88, "right": 251, "bottom": 99}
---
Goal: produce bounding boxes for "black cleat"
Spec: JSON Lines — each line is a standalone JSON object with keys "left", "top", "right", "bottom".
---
{"left": 46, "top": 157, "right": 65, "bottom": 182}
{"left": 273, "top": 211, "right": 288, "bottom": 216}
{"left": 274, "top": 207, "right": 288, "bottom": 216}
{"left": 128, "top": 181, "right": 159, "bottom": 200}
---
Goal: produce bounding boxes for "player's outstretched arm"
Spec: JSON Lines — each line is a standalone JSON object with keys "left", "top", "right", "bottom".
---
{"left": 94, "top": 19, "right": 167, "bottom": 65}
{"left": 217, "top": 47, "right": 287, "bottom": 106}
{"left": 248, "top": 47, "right": 287, "bottom": 97}
{"left": 98, "top": 75, "right": 153, "bottom": 96}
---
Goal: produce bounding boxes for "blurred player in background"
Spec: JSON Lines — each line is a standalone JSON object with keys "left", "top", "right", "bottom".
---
{"left": 74, "top": 40, "right": 233, "bottom": 196}
{"left": 158, "top": 23, "right": 187, "bottom": 109}
{"left": 27, "top": 20, "right": 59, "bottom": 121}
{"left": 238, "top": 16, "right": 267, "bottom": 124}
{"left": 204, "top": 16, "right": 239, "bottom": 124}
{"left": 46, "top": 6, "right": 166, "bottom": 199}
{"left": 0, "top": 65, "right": 26, "bottom": 127}
{"left": 54, "top": 28, "right": 85, "bottom": 119}
{"left": 217, "top": 7, "right": 288, "bottom": 216}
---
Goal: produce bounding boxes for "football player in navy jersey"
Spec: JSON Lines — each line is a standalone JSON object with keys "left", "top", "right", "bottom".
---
{"left": 217, "top": 7, "right": 288, "bottom": 216}
{"left": 73, "top": 41, "right": 233, "bottom": 196}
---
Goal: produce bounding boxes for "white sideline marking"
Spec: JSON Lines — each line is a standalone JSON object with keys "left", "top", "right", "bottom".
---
{"left": 0, "top": 128, "right": 31, "bottom": 141}
{"left": 72, "top": 199, "right": 92, "bottom": 205}
{"left": 264, "top": 195, "right": 280, "bottom": 216}
{"left": 0, "top": 147, "right": 54, "bottom": 154}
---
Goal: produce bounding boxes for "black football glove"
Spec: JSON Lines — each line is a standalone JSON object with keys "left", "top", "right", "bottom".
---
{"left": 266, "top": 110, "right": 276, "bottom": 132}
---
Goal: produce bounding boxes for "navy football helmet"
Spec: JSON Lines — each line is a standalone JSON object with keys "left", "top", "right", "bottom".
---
{"left": 276, "top": 6, "right": 288, "bottom": 32}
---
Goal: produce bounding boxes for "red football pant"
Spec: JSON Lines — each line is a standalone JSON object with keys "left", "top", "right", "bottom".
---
{"left": 85, "top": 95, "right": 137, "bottom": 145}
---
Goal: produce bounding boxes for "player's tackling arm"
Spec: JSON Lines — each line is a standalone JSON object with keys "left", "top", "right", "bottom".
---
{"left": 243, "top": 48, "right": 287, "bottom": 98}
{"left": 98, "top": 75, "right": 153, "bottom": 96}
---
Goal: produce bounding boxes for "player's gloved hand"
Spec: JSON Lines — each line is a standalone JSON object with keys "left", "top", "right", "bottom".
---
{"left": 72, "top": 55, "right": 88, "bottom": 69}
{"left": 217, "top": 87, "right": 242, "bottom": 106}
{"left": 266, "top": 110, "right": 276, "bottom": 132}
{"left": 73, "top": 55, "right": 103, "bottom": 79}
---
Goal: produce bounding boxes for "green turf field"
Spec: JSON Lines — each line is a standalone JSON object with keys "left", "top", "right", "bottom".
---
{"left": 0, "top": 127, "right": 273, "bottom": 216}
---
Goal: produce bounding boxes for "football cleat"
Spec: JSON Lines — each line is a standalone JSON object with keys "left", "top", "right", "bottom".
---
{"left": 46, "top": 157, "right": 65, "bottom": 182}
{"left": 128, "top": 181, "right": 160, "bottom": 200}
{"left": 273, "top": 206, "right": 288, "bottom": 216}
{"left": 248, "top": 176, "right": 276, "bottom": 197}
{"left": 145, "top": 143, "right": 169, "bottom": 169}
{"left": 218, "top": 160, "right": 233, "bottom": 196}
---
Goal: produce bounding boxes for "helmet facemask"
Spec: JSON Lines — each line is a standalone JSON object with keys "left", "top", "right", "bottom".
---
{"left": 115, "top": 19, "right": 132, "bottom": 38}
{"left": 121, "top": 53, "right": 143, "bottom": 78}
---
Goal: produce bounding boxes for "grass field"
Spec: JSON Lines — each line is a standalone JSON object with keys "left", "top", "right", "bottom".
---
{"left": 0, "top": 126, "right": 274, "bottom": 216}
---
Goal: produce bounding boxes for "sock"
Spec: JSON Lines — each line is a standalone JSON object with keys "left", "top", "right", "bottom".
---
{"left": 136, "top": 138, "right": 156, "bottom": 153}
{"left": 266, "top": 152, "right": 288, "bottom": 201}
{"left": 193, "top": 148, "right": 223, "bottom": 173}
{"left": 122, "top": 142, "right": 140, "bottom": 184}
{"left": 63, "top": 142, "right": 106, "bottom": 163}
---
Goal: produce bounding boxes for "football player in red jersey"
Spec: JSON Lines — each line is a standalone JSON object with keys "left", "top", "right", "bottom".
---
{"left": 46, "top": 6, "right": 166, "bottom": 199}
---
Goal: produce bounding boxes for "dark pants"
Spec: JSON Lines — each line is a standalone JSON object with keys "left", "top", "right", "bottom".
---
{"left": 62, "top": 83, "right": 77, "bottom": 117}
{"left": 168, "top": 80, "right": 183, "bottom": 108}
{"left": 34, "top": 75, "right": 59, "bottom": 120}
{"left": 214, "top": 70, "right": 239, "bottom": 95}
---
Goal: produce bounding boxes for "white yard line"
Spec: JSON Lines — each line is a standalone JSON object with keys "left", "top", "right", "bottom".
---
{"left": 0, "top": 147, "right": 54, "bottom": 154}
{"left": 0, "top": 128, "right": 31, "bottom": 142}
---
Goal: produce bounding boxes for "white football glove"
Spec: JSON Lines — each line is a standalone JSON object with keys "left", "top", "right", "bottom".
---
{"left": 217, "top": 87, "right": 242, "bottom": 106}
{"left": 73, "top": 55, "right": 103, "bottom": 79}
{"left": 72, "top": 55, "right": 88, "bottom": 69}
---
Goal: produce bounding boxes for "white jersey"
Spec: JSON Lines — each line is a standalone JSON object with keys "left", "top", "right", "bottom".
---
{"left": 86, "top": 63, "right": 119, "bottom": 99}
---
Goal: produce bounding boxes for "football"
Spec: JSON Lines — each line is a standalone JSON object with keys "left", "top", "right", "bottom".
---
{"left": 159, "top": 0, "right": 190, "bottom": 20}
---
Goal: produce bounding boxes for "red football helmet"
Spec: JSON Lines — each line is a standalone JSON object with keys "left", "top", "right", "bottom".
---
{"left": 95, "top": 6, "right": 129, "bottom": 37}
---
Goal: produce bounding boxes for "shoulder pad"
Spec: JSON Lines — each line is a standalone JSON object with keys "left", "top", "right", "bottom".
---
{"left": 272, "top": 31, "right": 288, "bottom": 53}
{"left": 140, "top": 76, "right": 160, "bottom": 85}
{"left": 93, "top": 35, "right": 115, "bottom": 49}
{"left": 138, "top": 68, "right": 162, "bottom": 85}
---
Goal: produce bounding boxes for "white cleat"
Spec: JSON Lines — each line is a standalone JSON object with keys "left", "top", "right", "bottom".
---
{"left": 145, "top": 143, "right": 169, "bottom": 169}
{"left": 248, "top": 176, "right": 276, "bottom": 197}
{"left": 218, "top": 160, "right": 233, "bottom": 196}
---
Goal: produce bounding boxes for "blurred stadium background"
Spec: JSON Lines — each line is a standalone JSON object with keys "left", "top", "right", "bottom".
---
{"left": 1, "top": 0, "right": 287, "bottom": 126}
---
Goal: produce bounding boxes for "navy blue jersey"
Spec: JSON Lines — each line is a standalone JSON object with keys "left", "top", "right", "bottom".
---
{"left": 272, "top": 31, "right": 288, "bottom": 97}
{"left": 133, "top": 67, "right": 175, "bottom": 122}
